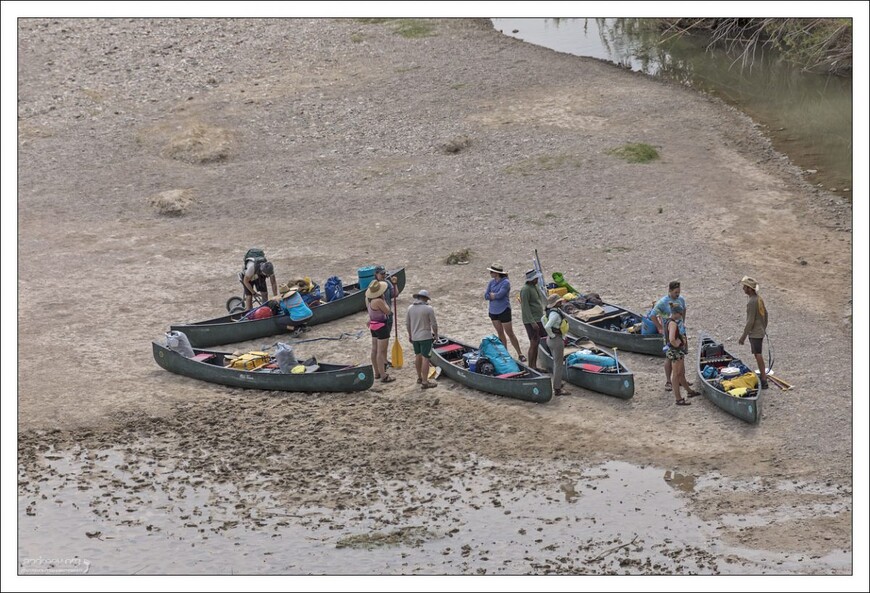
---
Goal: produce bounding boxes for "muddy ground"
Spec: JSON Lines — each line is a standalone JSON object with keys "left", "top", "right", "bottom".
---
{"left": 14, "top": 18, "right": 858, "bottom": 578}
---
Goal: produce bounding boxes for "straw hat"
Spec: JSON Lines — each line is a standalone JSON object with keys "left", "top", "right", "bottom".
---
{"left": 413, "top": 289, "right": 431, "bottom": 301}
{"left": 280, "top": 287, "right": 299, "bottom": 300}
{"left": 546, "top": 294, "right": 564, "bottom": 308}
{"left": 366, "top": 280, "right": 388, "bottom": 299}
{"left": 740, "top": 276, "right": 759, "bottom": 291}
{"left": 487, "top": 263, "right": 507, "bottom": 275}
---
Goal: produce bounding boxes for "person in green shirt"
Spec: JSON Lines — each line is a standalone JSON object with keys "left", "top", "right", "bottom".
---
{"left": 520, "top": 269, "right": 546, "bottom": 371}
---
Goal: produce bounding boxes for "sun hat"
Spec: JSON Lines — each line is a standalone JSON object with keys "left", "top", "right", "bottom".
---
{"left": 366, "top": 280, "right": 388, "bottom": 299}
{"left": 524, "top": 269, "right": 538, "bottom": 282}
{"left": 413, "top": 289, "right": 431, "bottom": 300}
{"left": 487, "top": 263, "right": 507, "bottom": 275}
{"left": 280, "top": 287, "right": 299, "bottom": 300}
{"left": 740, "top": 276, "right": 759, "bottom": 291}
{"left": 669, "top": 301, "right": 685, "bottom": 314}
{"left": 546, "top": 294, "right": 564, "bottom": 308}
{"left": 374, "top": 265, "right": 386, "bottom": 274}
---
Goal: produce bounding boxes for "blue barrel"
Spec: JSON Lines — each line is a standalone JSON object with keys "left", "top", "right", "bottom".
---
{"left": 565, "top": 351, "right": 616, "bottom": 369}
{"left": 358, "top": 266, "right": 376, "bottom": 290}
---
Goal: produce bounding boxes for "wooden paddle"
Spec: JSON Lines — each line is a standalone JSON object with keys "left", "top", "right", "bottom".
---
{"left": 391, "top": 288, "right": 404, "bottom": 369}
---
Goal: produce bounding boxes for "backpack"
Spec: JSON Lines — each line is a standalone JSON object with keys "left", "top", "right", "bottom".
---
{"left": 243, "top": 248, "right": 267, "bottom": 273}
{"left": 324, "top": 276, "right": 345, "bottom": 302}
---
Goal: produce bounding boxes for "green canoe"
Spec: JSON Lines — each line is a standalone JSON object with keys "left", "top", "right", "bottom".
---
{"left": 428, "top": 337, "right": 553, "bottom": 403}
{"left": 152, "top": 342, "right": 374, "bottom": 392}
{"left": 170, "top": 268, "right": 406, "bottom": 348}
{"left": 696, "top": 333, "right": 761, "bottom": 424}
{"left": 561, "top": 301, "right": 665, "bottom": 357}
{"left": 538, "top": 334, "right": 634, "bottom": 399}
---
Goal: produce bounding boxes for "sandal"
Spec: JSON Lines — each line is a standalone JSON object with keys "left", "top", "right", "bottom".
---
{"left": 665, "top": 382, "right": 673, "bottom": 392}
{"left": 421, "top": 382, "right": 438, "bottom": 389}
{"left": 554, "top": 388, "right": 571, "bottom": 396}
{"left": 381, "top": 375, "right": 396, "bottom": 383}
{"left": 687, "top": 389, "right": 701, "bottom": 398}
{"left": 675, "top": 398, "right": 691, "bottom": 406}
{"left": 519, "top": 355, "right": 528, "bottom": 363}
{"left": 416, "top": 377, "right": 423, "bottom": 384}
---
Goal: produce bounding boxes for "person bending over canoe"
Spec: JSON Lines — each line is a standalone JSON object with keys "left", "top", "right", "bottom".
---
{"left": 665, "top": 302, "right": 699, "bottom": 405}
{"left": 240, "top": 254, "right": 278, "bottom": 311}
{"left": 366, "top": 280, "right": 395, "bottom": 383}
{"left": 738, "top": 276, "right": 769, "bottom": 390}
{"left": 484, "top": 263, "right": 525, "bottom": 362}
{"left": 406, "top": 289, "right": 439, "bottom": 389}
{"left": 654, "top": 280, "right": 687, "bottom": 392}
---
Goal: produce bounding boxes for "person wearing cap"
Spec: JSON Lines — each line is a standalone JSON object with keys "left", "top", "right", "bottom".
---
{"left": 665, "top": 302, "right": 698, "bottom": 405}
{"left": 542, "top": 294, "right": 570, "bottom": 396}
{"left": 653, "top": 280, "right": 687, "bottom": 392}
{"left": 366, "top": 280, "right": 395, "bottom": 383}
{"left": 738, "top": 276, "right": 769, "bottom": 389}
{"left": 406, "top": 290, "right": 439, "bottom": 389}
{"left": 484, "top": 263, "right": 525, "bottom": 362}
{"left": 520, "top": 269, "right": 547, "bottom": 371}
{"left": 240, "top": 258, "right": 278, "bottom": 311}
{"left": 374, "top": 265, "right": 401, "bottom": 315}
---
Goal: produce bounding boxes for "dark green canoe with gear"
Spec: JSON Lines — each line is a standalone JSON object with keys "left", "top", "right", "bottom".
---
{"left": 538, "top": 334, "right": 634, "bottom": 399}
{"left": 695, "top": 333, "right": 761, "bottom": 424}
{"left": 428, "top": 337, "right": 553, "bottom": 403}
{"left": 152, "top": 342, "right": 374, "bottom": 392}
{"left": 561, "top": 301, "right": 665, "bottom": 357}
{"left": 171, "top": 268, "right": 406, "bottom": 348}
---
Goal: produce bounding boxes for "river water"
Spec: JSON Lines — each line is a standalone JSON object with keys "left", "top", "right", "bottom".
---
{"left": 491, "top": 18, "right": 853, "bottom": 196}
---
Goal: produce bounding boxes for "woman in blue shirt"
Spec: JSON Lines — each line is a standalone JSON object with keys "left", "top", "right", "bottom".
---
{"left": 484, "top": 264, "right": 526, "bottom": 362}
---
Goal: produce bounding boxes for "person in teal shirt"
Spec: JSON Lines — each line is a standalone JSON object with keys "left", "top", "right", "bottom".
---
{"left": 653, "top": 281, "right": 687, "bottom": 392}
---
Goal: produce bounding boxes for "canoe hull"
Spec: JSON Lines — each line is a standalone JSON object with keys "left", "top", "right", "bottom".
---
{"left": 538, "top": 339, "right": 634, "bottom": 399}
{"left": 562, "top": 304, "right": 665, "bottom": 357}
{"left": 696, "top": 333, "right": 760, "bottom": 424}
{"left": 428, "top": 337, "right": 553, "bottom": 403}
{"left": 171, "top": 268, "right": 406, "bottom": 348}
{"left": 152, "top": 342, "right": 374, "bottom": 392}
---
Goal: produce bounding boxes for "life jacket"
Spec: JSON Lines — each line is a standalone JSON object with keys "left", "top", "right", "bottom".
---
{"left": 541, "top": 309, "right": 569, "bottom": 335}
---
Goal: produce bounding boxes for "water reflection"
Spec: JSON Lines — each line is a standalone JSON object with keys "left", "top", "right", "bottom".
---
{"left": 492, "top": 18, "right": 852, "bottom": 192}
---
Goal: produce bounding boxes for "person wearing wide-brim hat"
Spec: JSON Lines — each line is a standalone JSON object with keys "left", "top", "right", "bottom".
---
{"left": 484, "top": 263, "right": 525, "bottom": 362}
{"left": 738, "top": 275, "right": 769, "bottom": 389}
{"left": 406, "top": 290, "right": 439, "bottom": 389}
{"left": 520, "top": 269, "right": 547, "bottom": 371}
{"left": 365, "top": 280, "right": 395, "bottom": 383}
{"left": 542, "top": 293, "right": 570, "bottom": 396}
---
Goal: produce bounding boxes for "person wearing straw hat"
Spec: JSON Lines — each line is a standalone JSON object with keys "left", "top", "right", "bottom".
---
{"left": 366, "top": 280, "right": 395, "bottom": 383}
{"left": 542, "top": 294, "right": 570, "bottom": 396}
{"left": 738, "top": 276, "right": 769, "bottom": 389}
{"left": 520, "top": 268, "right": 547, "bottom": 371}
{"left": 406, "top": 289, "right": 439, "bottom": 389}
{"left": 484, "top": 263, "right": 525, "bottom": 362}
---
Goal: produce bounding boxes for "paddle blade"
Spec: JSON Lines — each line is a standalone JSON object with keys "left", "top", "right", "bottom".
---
{"left": 391, "top": 339, "right": 404, "bottom": 369}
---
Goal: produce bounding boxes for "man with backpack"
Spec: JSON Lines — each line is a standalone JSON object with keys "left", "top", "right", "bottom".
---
{"left": 240, "top": 248, "right": 278, "bottom": 311}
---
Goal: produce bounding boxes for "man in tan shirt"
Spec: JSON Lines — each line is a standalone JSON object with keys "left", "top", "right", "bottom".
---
{"left": 406, "top": 290, "right": 439, "bottom": 389}
{"left": 738, "top": 276, "right": 770, "bottom": 389}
